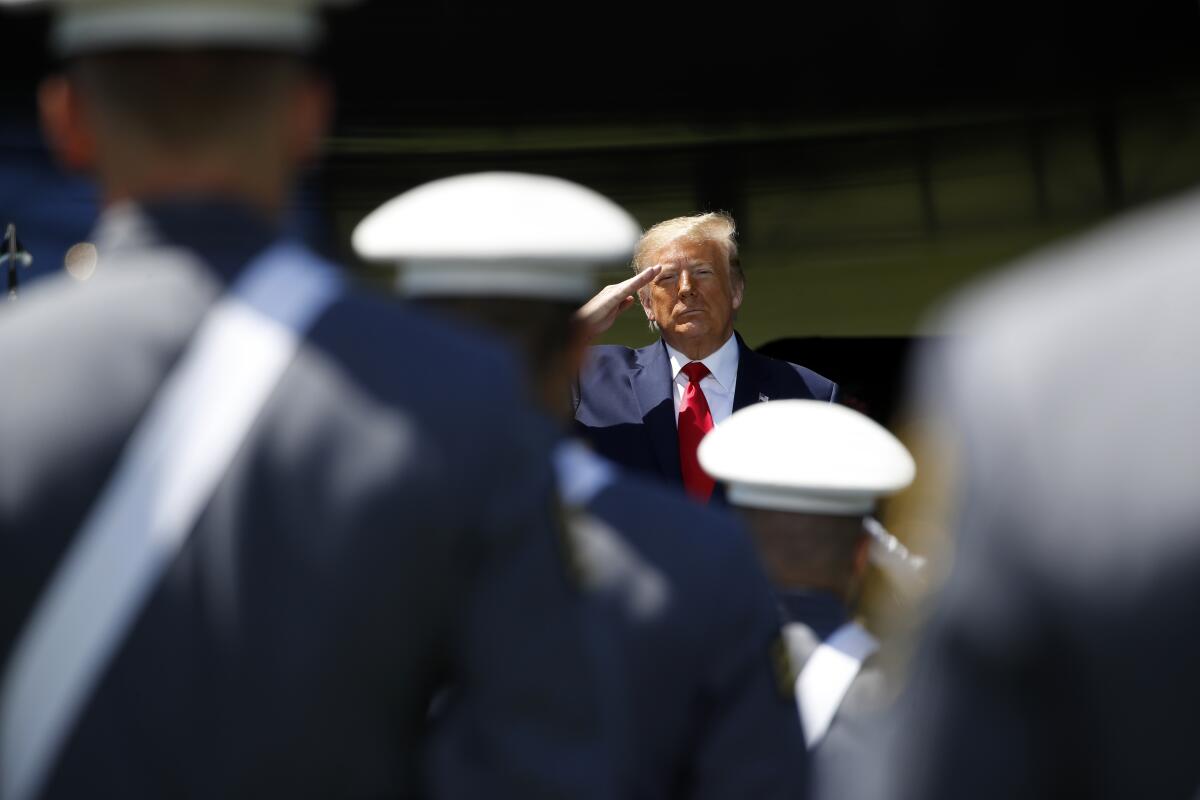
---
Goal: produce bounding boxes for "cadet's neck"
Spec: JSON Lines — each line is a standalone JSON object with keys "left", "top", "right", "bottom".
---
{"left": 94, "top": 135, "right": 291, "bottom": 221}
{"left": 100, "top": 167, "right": 288, "bottom": 221}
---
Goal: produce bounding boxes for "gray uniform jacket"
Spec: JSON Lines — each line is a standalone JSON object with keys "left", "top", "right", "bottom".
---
{"left": 887, "top": 186, "right": 1200, "bottom": 799}
{"left": 0, "top": 199, "right": 614, "bottom": 800}
{"left": 781, "top": 592, "right": 890, "bottom": 800}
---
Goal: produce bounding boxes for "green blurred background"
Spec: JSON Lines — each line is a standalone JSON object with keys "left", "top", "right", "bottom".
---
{"left": 9, "top": 0, "right": 1200, "bottom": 353}
{"left": 327, "top": 95, "right": 1200, "bottom": 348}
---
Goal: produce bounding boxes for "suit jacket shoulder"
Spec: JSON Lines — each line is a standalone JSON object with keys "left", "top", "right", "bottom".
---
{"left": 733, "top": 335, "right": 839, "bottom": 408}
{"left": 575, "top": 342, "right": 660, "bottom": 422}
{"left": 574, "top": 336, "right": 839, "bottom": 488}
{"left": 573, "top": 342, "right": 677, "bottom": 483}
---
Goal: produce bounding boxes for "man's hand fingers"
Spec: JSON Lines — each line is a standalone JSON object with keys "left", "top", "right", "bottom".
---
{"left": 616, "top": 265, "right": 660, "bottom": 296}
{"left": 575, "top": 265, "right": 659, "bottom": 341}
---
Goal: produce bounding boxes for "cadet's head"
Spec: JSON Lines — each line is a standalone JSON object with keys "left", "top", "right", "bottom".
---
{"left": 12, "top": 0, "right": 341, "bottom": 216}
{"left": 633, "top": 212, "right": 745, "bottom": 360}
{"left": 699, "top": 400, "right": 916, "bottom": 601}
{"left": 352, "top": 172, "right": 641, "bottom": 417}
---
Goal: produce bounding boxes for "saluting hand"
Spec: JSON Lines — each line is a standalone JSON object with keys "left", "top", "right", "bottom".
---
{"left": 575, "top": 265, "right": 660, "bottom": 342}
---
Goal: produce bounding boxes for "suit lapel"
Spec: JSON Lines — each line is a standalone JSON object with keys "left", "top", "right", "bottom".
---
{"left": 732, "top": 332, "right": 772, "bottom": 413}
{"left": 632, "top": 340, "right": 683, "bottom": 484}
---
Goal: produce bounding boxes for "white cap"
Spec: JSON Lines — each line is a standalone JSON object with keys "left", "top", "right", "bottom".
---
{"left": 0, "top": 0, "right": 354, "bottom": 56}
{"left": 352, "top": 172, "right": 641, "bottom": 302}
{"left": 698, "top": 400, "right": 916, "bottom": 514}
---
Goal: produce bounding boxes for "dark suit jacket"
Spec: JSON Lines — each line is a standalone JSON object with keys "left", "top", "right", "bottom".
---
{"left": 574, "top": 333, "right": 839, "bottom": 495}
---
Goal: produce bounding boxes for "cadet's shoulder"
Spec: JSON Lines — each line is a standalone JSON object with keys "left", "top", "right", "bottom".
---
{"left": 0, "top": 266, "right": 218, "bottom": 528}
{"left": 593, "top": 469, "right": 763, "bottom": 585}
{"left": 2, "top": 241, "right": 216, "bottom": 341}
{"left": 313, "top": 284, "right": 524, "bottom": 399}
{"left": 319, "top": 281, "right": 504, "bottom": 360}
{"left": 606, "top": 470, "right": 743, "bottom": 538}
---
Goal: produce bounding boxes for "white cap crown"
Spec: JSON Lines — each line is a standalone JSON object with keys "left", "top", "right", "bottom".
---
{"left": 352, "top": 172, "right": 641, "bottom": 301}
{"left": 1, "top": 0, "right": 356, "bottom": 56}
{"left": 698, "top": 399, "right": 916, "bottom": 514}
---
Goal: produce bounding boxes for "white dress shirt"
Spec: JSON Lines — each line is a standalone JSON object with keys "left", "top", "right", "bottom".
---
{"left": 664, "top": 334, "right": 739, "bottom": 428}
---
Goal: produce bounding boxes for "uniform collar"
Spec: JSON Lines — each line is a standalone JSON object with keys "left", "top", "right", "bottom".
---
{"left": 93, "top": 196, "right": 281, "bottom": 285}
{"left": 777, "top": 589, "right": 851, "bottom": 641}
{"left": 664, "top": 332, "right": 739, "bottom": 392}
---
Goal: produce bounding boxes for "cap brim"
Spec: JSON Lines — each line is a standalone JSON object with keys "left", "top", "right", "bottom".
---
{"left": 51, "top": 5, "right": 322, "bottom": 56}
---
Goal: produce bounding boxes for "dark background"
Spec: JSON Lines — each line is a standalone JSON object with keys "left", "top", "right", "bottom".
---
{"left": 320, "top": 2, "right": 1200, "bottom": 121}
{"left": 5, "top": 0, "right": 1200, "bottom": 418}
{"left": 7, "top": 2, "right": 1200, "bottom": 153}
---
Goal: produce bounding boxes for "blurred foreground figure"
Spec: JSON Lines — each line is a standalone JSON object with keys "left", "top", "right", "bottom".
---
{"left": 699, "top": 400, "right": 919, "bottom": 798}
{"left": 0, "top": 4, "right": 611, "bottom": 800}
{"left": 354, "top": 172, "right": 809, "bottom": 800}
{"left": 887, "top": 190, "right": 1200, "bottom": 799}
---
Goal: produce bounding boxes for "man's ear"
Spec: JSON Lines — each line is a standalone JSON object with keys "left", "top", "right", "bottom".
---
{"left": 640, "top": 288, "right": 655, "bottom": 321}
{"left": 38, "top": 75, "right": 97, "bottom": 172}
{"left": 853, "top": 535, "right": 871, "bottom": 580}
{"left": 285, "top": 75, "right": 332, "bottom": 165}
{"left": 731, "top": 275, "right": 745, "bottom": 312}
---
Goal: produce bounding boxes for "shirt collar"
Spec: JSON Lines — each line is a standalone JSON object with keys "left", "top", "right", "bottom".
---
{"left": 665, "top": 332, "right": 739, "bottom": 392}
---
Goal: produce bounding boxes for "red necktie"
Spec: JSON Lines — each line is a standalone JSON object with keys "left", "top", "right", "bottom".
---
{"left": 678, "top": 361, "right": 715, "bottom": 501}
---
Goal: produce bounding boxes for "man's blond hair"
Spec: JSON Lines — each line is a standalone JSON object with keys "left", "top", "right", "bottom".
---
{"left": 631, "top": 211, "right": 744, "bottom": 287}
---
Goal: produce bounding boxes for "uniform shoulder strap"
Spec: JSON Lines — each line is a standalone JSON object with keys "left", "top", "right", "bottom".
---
{"left": 552, "top": 438, "right": 617, "bottom": 509}
{"left": 794, "top": 620, "right": 879, "bottom": 749}
{"left": 0, "top": 241, "right": 342, "bottom": 800}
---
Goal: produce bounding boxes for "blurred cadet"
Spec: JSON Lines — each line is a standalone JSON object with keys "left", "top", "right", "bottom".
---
{"left": 0, "top": 3, "right": 614, "bottom": 800}
{"left": 573, "top": 212, "right": 838, "bottom": 504}
{"left": 884, "top": 187, "right": 1200, "bottom": 798}
{"left": 354, "top": 171, "right": 809, "bottom": 800}
{"left": 699, "top": 399, "right": 920, "bottom": 798}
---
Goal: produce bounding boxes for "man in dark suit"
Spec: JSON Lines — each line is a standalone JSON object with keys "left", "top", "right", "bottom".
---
{"left": 353, "top": 172, "right": 810, "bottom": 800}
{"left": 574, "top": 212, "right": 838, "bottom": 502}
{"left": 0, "top": 4, "right": 613, "bottom": 799}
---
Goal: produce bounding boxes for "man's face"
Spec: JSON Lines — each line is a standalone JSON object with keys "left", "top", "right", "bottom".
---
{"left": 642, "top": 237, "right": 743, "bottom": 359}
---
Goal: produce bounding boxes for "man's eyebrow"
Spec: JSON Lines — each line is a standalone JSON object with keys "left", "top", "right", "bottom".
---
{"left": 657, "top": 260, "right": 712, "bottom": 271}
